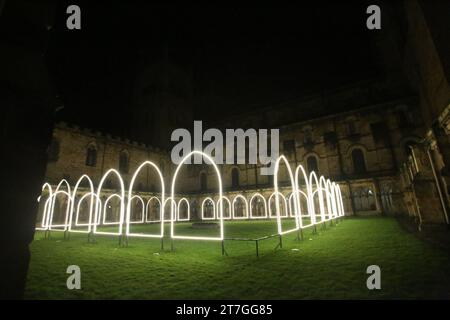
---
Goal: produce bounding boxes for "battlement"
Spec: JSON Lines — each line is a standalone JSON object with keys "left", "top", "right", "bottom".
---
{"left": 55, "top": 122, "right": 163, "bottom": 154}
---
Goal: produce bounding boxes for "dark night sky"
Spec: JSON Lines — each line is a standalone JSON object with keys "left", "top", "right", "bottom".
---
{"left": 46, "top": 1, "right": 382, "bottom": 138}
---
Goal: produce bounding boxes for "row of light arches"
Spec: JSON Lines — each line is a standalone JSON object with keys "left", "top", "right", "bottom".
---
{"left": 36, "top": 151, "right": 345, "bottom": 242}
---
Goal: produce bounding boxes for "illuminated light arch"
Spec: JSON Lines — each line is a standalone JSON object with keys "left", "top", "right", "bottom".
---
{"left": 335, "top": 184, "right": 345, "bottom": 217}
{"left": 48, "top": 190, "right": 72, "bottom": 231}
{"left": 274, "top": 155, "right": 300, "bottom": 234}
{"left": 145, "top": 197, "right": 162, "bottom": 223}
{"left": 335, "top": 183, "right": 345, "bottom": 218}
{"left": 326, "top": 180, "right": 338, "bottom": 218}
{"left": 163, "top": 197, "right": 177, "bottom": 222}
{"left": 177, "top": 197, "right": 190, "bottom": 221}
{"left": 171, "top": 150, "right": 224, "bottom": 241}
{"left": 294, "top": 164, "right": 313, "bottom": 228}
{"left": 331, "top": 181, "right": 340, "bottom": 218}
{"left": 68, "top": 175, "right": 95, "bottom": 233}
{"left": 216, "top": 196, "right": 232, "bottom": 220}
{"left": 129, "top": 195, "right": 145, "bottom": 224}
{"left": 320, "top": 176, "right": 333, "bottom": 221}
{"left": 295, "top": 188, "right": 309, "bottom": 229}
{"left": 102, "top": 194, "right": 122, "bottom": 225}
{"left": 126, "top": 161, "right": 165, "bottom": 238}
{"left": 72, "top": 192, "right": 102, "bottom": 233}
{"left": 55, "top": 179, "right": 71, "bottom": 194}
{"left": 268, "top": 192, "right": 288, "bottom": 218}
{"left": 36, "top": 183, "right": 53, "bottom": 230}
{"left": 52, "top": 179, "right": 72, "bottom": 229}
{"left": 311, "top": 188, "right": 328, "bottom": 225}
{"left": 332, "top": 183, "right": 341, "bottom": 218}
{"left": 232, "top": 194, "right": 249, "bottom": 220}
{"left": 93, "top": 169, "right": 125, "bottom": 236}
{"left": 287, "top": 192, "right": 297, "bottom": 218}
{"left": 249, "top": 192, "right": 267, "bottom": 219}
{"left": 308, "top": 171, "right": 322, "bottom": 225}
{"left": 201, "top": 197, "right": 216, "bottom": 220}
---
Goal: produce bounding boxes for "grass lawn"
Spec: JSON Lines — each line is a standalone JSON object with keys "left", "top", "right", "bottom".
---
{"left": 25, "top": 217, "right": 450, "bottom": 299}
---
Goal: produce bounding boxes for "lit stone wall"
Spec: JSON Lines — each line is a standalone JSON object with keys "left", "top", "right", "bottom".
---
{"left": 43, "top": 96, "right": 427, "bottom": 219}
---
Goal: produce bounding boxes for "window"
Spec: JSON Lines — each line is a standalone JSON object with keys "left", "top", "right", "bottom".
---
{"left": 353, "top": 187, "right": 376, "bottom": 211}
{"left": 119, "top": 151, "right": 129, "bottom": 174}
{"left": 352, "top": 148, "right": 366, "bottom": 173}
{"left": 48, "top": 138, "right": 60, "bottom": 162}
{"left": 231, "top": 168, "right": 239, "bottom": 188}
{"left": 306, "top": 156, "right": 319, "bottom": 173}
{"left": 200, "top": 172, "right": 207, "bottom": 191}
{"left": 283, "top": 140, "right": 295, "bottom": 154}
{"left": 85, "top": 145, "right": 97, "bottom": 167}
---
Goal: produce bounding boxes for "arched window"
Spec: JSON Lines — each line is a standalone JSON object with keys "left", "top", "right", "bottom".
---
{"left": 119, "top": 151, "right": 129, "bottom": 174}
{"left": 200, "top": 172, "right": 207, "bottom": 191}
{"left": 85, "top": 145, "right": 97, "bottom": 167}
{"left": 352, "top": 148, "right": 366, "bottom": 173}
{"left": 48, "top": 138, "right": 60, "bottom": 162}
{"left": 353, "top": 187, "right": 376, "bottom": 211}
{"left": 231, "top": 168, "right": 239, "bottom": 188}
{"left": 306, "top": 156, "right": 318, "bottom": 173}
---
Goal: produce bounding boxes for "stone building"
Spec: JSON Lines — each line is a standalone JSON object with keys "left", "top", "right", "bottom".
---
{"left": 382, "top": 0, "right": 450, "bottom": 228}
{"left": 41, "top": 76, "right": 431, "bottom": 225}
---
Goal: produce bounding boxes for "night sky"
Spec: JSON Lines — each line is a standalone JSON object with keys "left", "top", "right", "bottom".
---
{"left": 46, "top": 1, "right": 382, "bottom": 138}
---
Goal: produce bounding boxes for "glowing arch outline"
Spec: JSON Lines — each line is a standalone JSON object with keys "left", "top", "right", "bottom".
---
{"left": 102, "top": 194, "right": 122, "bottom": 225}
{"left": 93, "top": 169, "right": 125, "bottom": 236}
{"left": 48, "top": 190, "right": 72, "bottom": 231}
{"left": 268, "top": 192, "right": 288, "bottom": 218}
{"left": 129, "top": 195, "right": 145, "bottom": 224}
{"left": 232, "top": 194, "right": 249, "bottom": 220}
{"left": 36, "top": 183, "right": 53, "bottom": 230}
{"left": 216, "top": 196, "right": 232, "bottom": 220}
{"left": 177, "top": 197, "right": 190, "bottom": 221}
{"left": 171, "top": 151, "right": 224, "bottom": 241}
{"left": 68, "top": 175, "right": 95, "bottom": 233}
{"left": 72, "top": 192, "right": 102, "bottom": 233}
{"left": 146, "top": 196, "right": 162, "bottom": 223}
{"left": 320, "top": 177, "right": 332, "bottom": 221}
{"left": 201, "top": 197, "right": 216, "bottom": 220}
{"left": 163, "top": 197, "right": 177, "bottom": 222}
{"left": 126, "top": 161, "right": 165, "bottom": 238}
{"left": 274, "top": 155, "right": 299, "bottom": 235}
{"left": 249, "top": 192, "right": 268, "bottom": 219}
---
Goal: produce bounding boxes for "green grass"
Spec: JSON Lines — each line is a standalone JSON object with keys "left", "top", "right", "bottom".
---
{"left": 25, "top": 217, "right": 450, "bottom": 299}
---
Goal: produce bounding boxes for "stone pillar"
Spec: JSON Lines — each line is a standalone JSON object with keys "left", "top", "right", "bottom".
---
{"left": 434, "top": 108, "right": 450, "bottom": 222}
{"left": 424, "top": 133, "right": 450, "bottom": 225}
{"left": 373, "top": 178, "right": 385, "bottom": 215}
